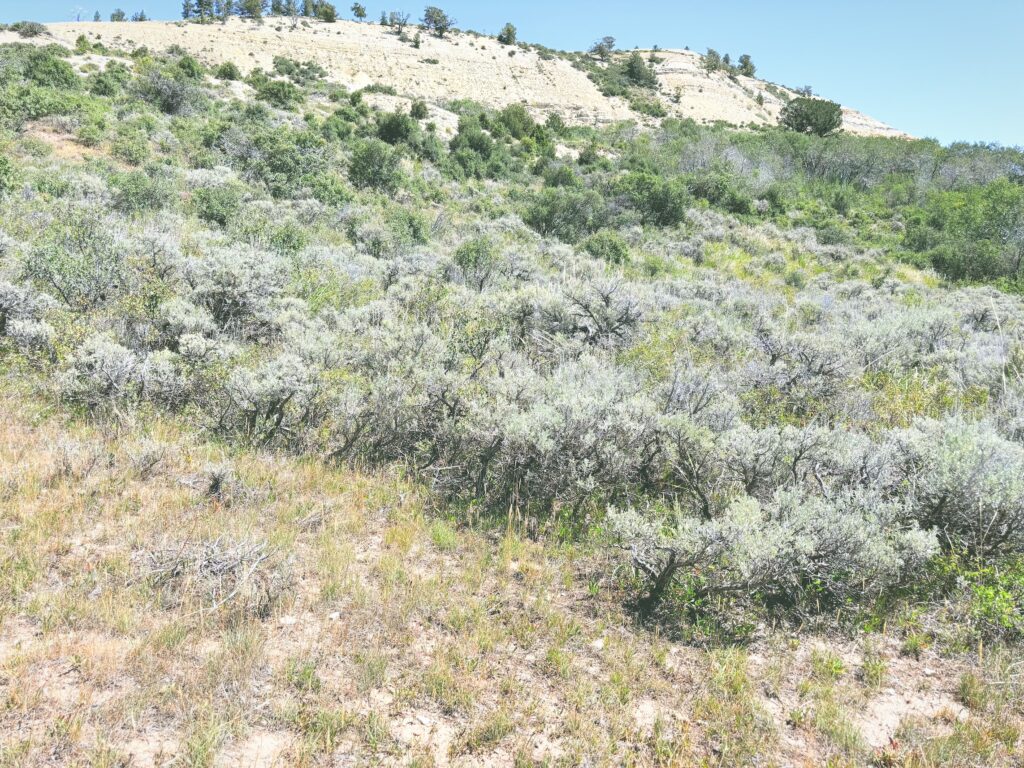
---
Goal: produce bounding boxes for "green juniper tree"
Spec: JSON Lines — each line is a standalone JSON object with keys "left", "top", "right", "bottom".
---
{"left": 703, "top": 47, "right": 722, "bottom": 72}
{"left": 497, "top": 22, "right": 516, "bottom": 45}
{"left": 625, "top": 50, "right": 657, "bottom": 88}
{"left": 589, "top": 36, "right": 616, "bottom": 61}
{"left": 388, "top": 11, "right": 410, "bottom": 32}
{"left": 422, "top": 6, "right": 454, "bottom": 37}
{"left": 239, "top": 0, "right": 264, "bottom": 18}
{"left": 316, "top": 1, "right": 337, "bottom": 21}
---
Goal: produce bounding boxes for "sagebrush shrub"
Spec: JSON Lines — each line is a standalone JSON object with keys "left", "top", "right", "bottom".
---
{"left": 139, "top": 350, "right": 187, "bottom": 406}
{"left": 1, "top": 40, "right": 1023, "bottom": 634}
{"left": 61, "top": 334, "right": 138, "bottom": 408}
{"left": 609, "top": 488, "right": 936, "bottom": 614}
{"left": 184, "top": 245, "right": 285, "bottom": 337}
{"left": 21, "top": 207, "right": 130, "bottom": 311}
{"left": 897, "top": 418, "right": 1024, "bottom": 558}
{"left": 14, "top": 21, "right": 47, "bottom": 38}
{"left": 135, "top": 68, "right": 204, "bottom": 114}
{"left": 222, "top": 353, "right": 320, "bottom": 443}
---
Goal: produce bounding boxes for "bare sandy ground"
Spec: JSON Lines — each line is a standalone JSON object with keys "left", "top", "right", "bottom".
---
{"left": 2, "top": 18, "right": 908, "bottom": 137}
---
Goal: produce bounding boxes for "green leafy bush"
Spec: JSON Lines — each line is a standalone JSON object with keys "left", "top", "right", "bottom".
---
{"left": 348, "top": 138, "right": 402, "bottom": 192}
{"left": 192, "top": 183, "right": 245, "bottom": 226}
{"left": 214, "top": 61, "right": 242, "bottom": 81}
{"left": 111, "top": 131, "right": 151, "bottom": 166}
{"left": 113, "top": 169, "right": 175, "bottom": 213}
{"left": 453, "top": 237, "right": 498, "bottom": 289}
{"left": 307, "top": 172, "right": 351, "bottom": 207}
{"left": 176, "top": 55, "right": 204, "bottom": 80}
{"left": 255, "top": 78, "right": 303, "bottom": 109}
{"left": 409, "top": 99, "right": 429, "bottom": 120}
{"left": 272, "top": 56, "right": 326, "bottom": 84}
{"left": 26, "top": 52, "right": 78, "bottom": 89}
{"left": 524, "top": 188, "right": 607, "bottom": 243}
{"left": 0, "top": 155, "right": 18, "bottom": 196}
{"left": 780, "top": 97, "right": 843, "bottom": 137}
{"left": 376, "top": 110, "right": 418, "bottom": 145}
{"left": 613, "top": 172, "right": 689, "bottom": 226}
{"left": 581, "top": 229, "right": 630, "bottom": 264}
{"left": 931, "top": 554, "right": 1024, "bottom": 641}
{"left": 89, "top": 64, "right": 131, "bottom": 95}
{"left": 496, "top": 103, "right": 535, "bottom": 140}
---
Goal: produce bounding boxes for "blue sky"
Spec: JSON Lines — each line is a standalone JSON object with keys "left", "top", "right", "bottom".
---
{"left": 5, "top": 0, "right": 1022, "bottom": 146}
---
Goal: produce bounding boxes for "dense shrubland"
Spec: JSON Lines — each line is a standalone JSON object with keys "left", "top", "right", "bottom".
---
{"left": 1, "top": 39, "right": 1023, "bottom": 643}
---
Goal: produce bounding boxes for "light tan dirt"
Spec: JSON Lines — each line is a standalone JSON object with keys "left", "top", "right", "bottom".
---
{"left": 1, "top": 19, "right": 907, "bottom": 136}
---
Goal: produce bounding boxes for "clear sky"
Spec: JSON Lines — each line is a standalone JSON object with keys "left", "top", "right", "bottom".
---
{"left": 4, "top": 0, "right": 1022, "bottom": 147}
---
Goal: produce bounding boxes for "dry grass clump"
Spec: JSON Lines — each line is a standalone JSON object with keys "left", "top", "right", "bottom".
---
{"left": 134, "top": 537, "right": 290, "bottom": 620}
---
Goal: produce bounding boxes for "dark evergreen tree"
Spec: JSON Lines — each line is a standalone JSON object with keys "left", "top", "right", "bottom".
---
{"left": 589, "top": 36, "right": 615, "bottom": 61}
{"left": 497, "top": 22, "right": 516, "bottom": 45}
{"left": 316, "top": 1, "right": 337, "bottom": 21}
{"left": 239, "top": 0, "right": 264, "bottom": 18}
{"left": 422, "top": 6, "right": 454, "bottom": 37}
{"left": 703, "top": 48, "right": 722, "bottom": 72}
{"left": 624, "top": 50, "right": 657, "bottom": 88}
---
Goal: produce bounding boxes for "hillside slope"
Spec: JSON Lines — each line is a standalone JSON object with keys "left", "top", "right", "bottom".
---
{"left": 13, "top": 18, "right": 907, "bottom": 137}
{"left": 2, "top": 26, "right": 1024, "bottom": 767}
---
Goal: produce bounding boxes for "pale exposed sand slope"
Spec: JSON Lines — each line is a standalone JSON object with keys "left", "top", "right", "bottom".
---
{"left": 5, "top": 18, "right": 908, "bottom": 137}
{"left": 649, "top": 48, "right": 910, "bottom": 138}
